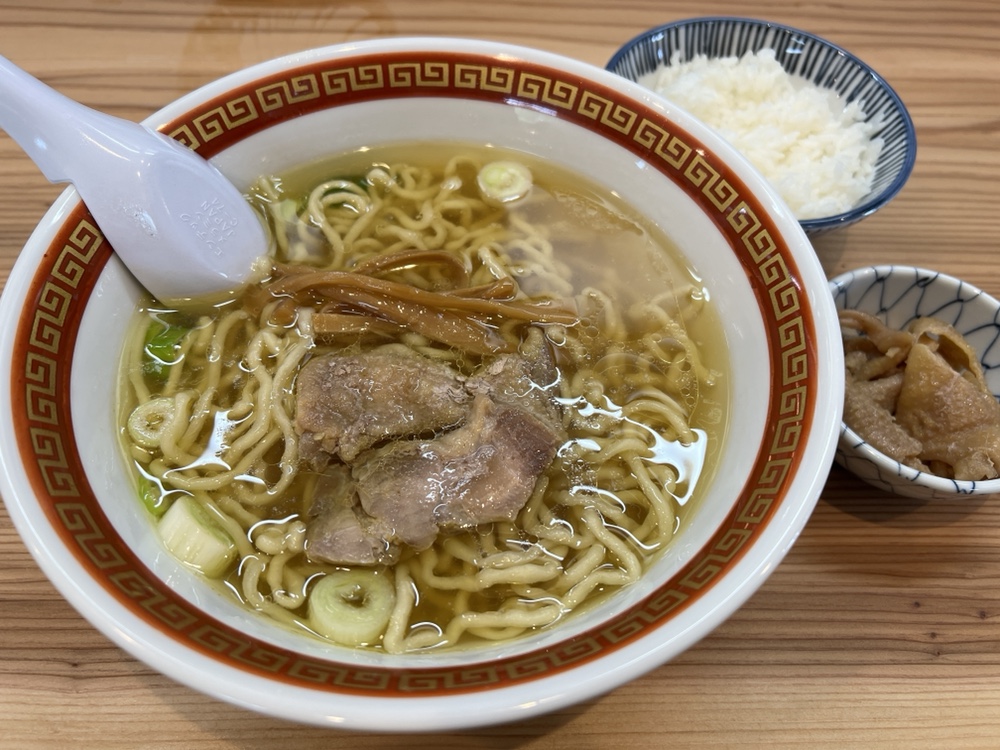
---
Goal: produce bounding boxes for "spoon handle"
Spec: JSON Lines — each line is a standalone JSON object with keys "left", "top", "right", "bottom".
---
{"left": 0, "top": 55, "right": 107, "bottom": 183}
{"left": 0, "top": 55, "right": 269, "bottom": 304}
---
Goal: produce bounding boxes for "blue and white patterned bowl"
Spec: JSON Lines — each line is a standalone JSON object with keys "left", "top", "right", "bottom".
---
{"left": 830, "top": 266, "right": 1000, "bottom": 500}
{"left": 607, "top": 17, "right": 917, "bottom": 235}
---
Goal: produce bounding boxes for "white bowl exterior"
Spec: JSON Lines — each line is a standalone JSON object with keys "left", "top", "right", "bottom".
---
{"left": 0, "top": 37, "right": 843, "bottom": 730}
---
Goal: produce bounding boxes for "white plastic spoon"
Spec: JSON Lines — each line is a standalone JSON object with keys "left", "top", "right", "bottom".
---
{"left": 0, "top": 55, "right": 269, "bottom": 304}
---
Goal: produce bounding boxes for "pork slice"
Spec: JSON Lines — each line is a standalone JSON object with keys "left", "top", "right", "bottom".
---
{"left": 352, "top": 394, "right": 564, "bottom": 550}
{"left": 467, "top": 326, "right": 564, "bottom": 435}
{"left": 303, "top": 466, "right": 400, "bottom": 566}
{"left": 295, "top": 348, "right": 470, "bottom": 465}
{"left": 306, "top": 504, "right": 400, "bottom": 566}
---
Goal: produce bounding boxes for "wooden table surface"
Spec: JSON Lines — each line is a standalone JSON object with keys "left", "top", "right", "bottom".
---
{"left": 2, "top": 1, "right": 999, "bottom": 747}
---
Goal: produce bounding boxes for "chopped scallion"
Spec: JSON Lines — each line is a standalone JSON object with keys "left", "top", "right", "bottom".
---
{"left": 143, "top": 322, "right": 189, "bottom": 382}
{"left": 158, "top": 496, "right": 237, "bottom": 578}
{"left": 477, "top": 161, "right": 533, "bottom": 206}
{"left": 308, "top": 569, "right": 396, "bottom": 647}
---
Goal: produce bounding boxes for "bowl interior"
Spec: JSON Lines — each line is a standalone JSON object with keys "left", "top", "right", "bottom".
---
{"left": 74, "top": 94, "right": 778, "bottom": 666}
{"left": 0, "top": 39, "right": 841, "bottom": 729}
{"left": 606, "top": 16, "right": 916, "bottom": 233}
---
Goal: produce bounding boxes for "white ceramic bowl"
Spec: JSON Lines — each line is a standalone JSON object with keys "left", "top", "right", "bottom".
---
{"left": 0, "top": 37, "right": 842, "bottom": 731}
{"left": 831, "top": 265, "right": 1000, "bottom": 500}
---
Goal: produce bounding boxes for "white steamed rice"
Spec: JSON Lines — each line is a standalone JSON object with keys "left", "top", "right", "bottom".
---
{"left": 638, "top": 49, "right": 883, "bottom": 220}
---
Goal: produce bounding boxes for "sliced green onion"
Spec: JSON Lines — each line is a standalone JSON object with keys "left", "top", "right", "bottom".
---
{"left": 127, "top": 396, "right": 177, "bottom": 449}
{"left": 477, "top": 161, "right": 533, "bottom": 206}
{"left": 158, "top": 496, "right": 237, "bottom": 578}
{"left": 143, "top": 322, "right": 189, "bottom": 382}
{"left": 138, "top": 475, "right": 171, "bottom": 517}
{"left": 308, "top": 569, "right": 396, "bottom": 647}
{"left": 272, "top": 198, "right": 300, "bottom": 226}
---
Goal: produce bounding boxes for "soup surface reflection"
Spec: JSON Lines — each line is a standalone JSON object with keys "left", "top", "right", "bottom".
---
{"left": 118, "top": 144, "right": 729, "bottom": 653}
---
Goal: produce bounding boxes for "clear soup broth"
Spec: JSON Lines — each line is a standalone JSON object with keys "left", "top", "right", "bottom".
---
{"left": 117, "top": 144, "right": 729, "bottom": 653}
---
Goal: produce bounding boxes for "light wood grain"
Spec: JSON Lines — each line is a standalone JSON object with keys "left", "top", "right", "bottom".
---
{"left": 3, "top": 1, "right": 1000, "bottom": 747}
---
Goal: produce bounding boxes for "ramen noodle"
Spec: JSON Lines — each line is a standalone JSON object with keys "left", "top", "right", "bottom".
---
{"left": 118, "top": 144, "right": 728, "bottom": 652}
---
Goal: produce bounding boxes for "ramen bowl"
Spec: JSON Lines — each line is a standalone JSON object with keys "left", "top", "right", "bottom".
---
{"left": 606, "top": 16, "right": 916, "bottom": 235}
{"left": 831, "top": 265, "right": 1000, "bottom": 500}
{"left": 0, "top": 37, "right": 842, "bottom": 731}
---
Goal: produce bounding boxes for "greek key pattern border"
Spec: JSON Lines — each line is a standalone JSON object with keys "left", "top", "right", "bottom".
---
{"left": 21, "top": 218, "right": 105, "bottom": 499}
{"left": 15, "top": 52, "right": 815, "bottom": 697}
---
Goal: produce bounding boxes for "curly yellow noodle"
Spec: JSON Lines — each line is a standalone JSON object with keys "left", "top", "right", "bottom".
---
{"left": 124, "top": 322, "right": 153, "bottom": 405}
{"left": 413, "top": 548, "right": 483, "bottom": 592}
{"left": 155, "top": 334, "right": 195, "bottom": 398}
{"left": 443, "top": 604, "right": 563, "bottom": 645}
{"left": 176, "top": 387, "right": 217, "bottom": 453}
{"left": 206, "top": 309, "right": 250, "bottom": 387}
{"left": 440, "top": 536, "right": 483, "bottom": 565}
{"left": 215, "top": 494, "right": 264, "bottom": 535}
{"left": 155, "top": 391, "right": 199, "bottom": 466}
{"left": 476, "top": 560, "right": 561, "bottom": 588}
{"left": 240, "top": 555, "right": 266, "bottom": 606}
{"left": 478, "top": 544, "right": 547, "bottom": 569}
{"left": 121, "top": 150, "right": 723, "bottom": 655}
{"left": 382, "top": 566, "right": 416, "bottom": 655}
{"left": 556, "top": 544, "right": 607, "bottom": 592}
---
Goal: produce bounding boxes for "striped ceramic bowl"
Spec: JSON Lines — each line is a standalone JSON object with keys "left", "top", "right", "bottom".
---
{"left": 830, "top": 265, "right": 1000, "bottom": 500}
{"left": 607, "top": 16, "right": 917, "bottom": 235}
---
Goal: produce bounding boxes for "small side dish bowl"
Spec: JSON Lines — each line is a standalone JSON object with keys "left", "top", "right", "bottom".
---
{"left": 606, "top": 16, "right": 916, "bottom": 235}
{"left": 830, "top": 265, "right": 1000, "bottom": 500}
{"left": 0, "top": 37, "right": 843, "bottom": 731}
